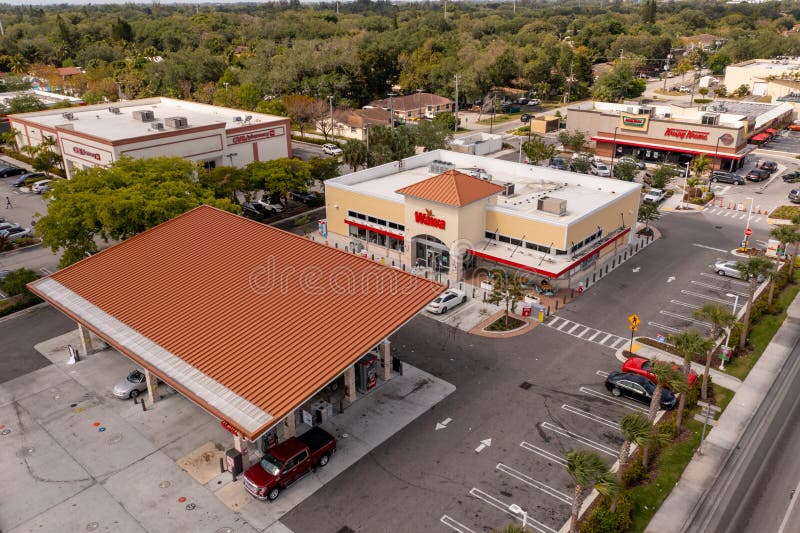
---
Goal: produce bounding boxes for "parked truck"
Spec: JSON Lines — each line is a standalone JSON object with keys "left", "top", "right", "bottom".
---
{"left": 243, "top": 426, "right": 336, "bottom": 501}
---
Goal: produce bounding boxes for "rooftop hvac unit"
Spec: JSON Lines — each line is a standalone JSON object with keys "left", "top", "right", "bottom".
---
{"left": 132, "top": 110, "right": 155, "bottom": 122}
{"left": 663, "top": 112, "right": 672, "bottom": 118}
{"left": 61, "top": 112, "right": 74, "bottom": 120}
{"left": 429, "top": 159, "right": 455, "bottom": 174}
{"left": 164, "top": 116, "right": 188, "bottom": 129}
{"left": 701, "top": 113, "right": 719, "bottom": 125}
{"left": 464, "top": 167, "right": 491, "bottom": 181}
{"left": 537, "top": 196, "right": 567, "bottom": 216}
{"left": 108, "top": 107, "right": 121, "bottom": 114}
{"left": 233, "top": 116, "right": 242, "bottom": 122}
{"left": 501, "top": 182, "right": 515, "bottom": 196}
{"left": 151, "top": 122, "right": 164, "bottom": 130}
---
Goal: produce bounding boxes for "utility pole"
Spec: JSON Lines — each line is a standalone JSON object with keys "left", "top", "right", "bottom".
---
{"left": 444, "top": 0, "right": 447, "bottom": 20}
{"left": 328, "top": 95, "right": 334, "bottom": 141}
{"left": 453, "top": 73, "right": 460, "bottom": 133}
{"left": 387, "top": 92, "right": 397, "bottom": 129}
{"left": 564, "top": 60, "right": 574, "bottom": 104}
{"left": 0, "top": 18, "right": 5, "bottom": 38}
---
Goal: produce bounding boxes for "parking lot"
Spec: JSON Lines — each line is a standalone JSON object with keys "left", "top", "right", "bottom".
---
{"left": 760, "top": 130, "right": 800, "bottom": 156}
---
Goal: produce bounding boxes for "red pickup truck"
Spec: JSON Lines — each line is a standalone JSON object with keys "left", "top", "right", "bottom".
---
{"left": 243, "top": 426, "right": 336, "bottom": 501}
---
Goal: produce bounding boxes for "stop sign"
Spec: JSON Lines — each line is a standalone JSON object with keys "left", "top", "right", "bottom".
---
{"left": 745, "top": 228, "right": 753, "bottom": 236}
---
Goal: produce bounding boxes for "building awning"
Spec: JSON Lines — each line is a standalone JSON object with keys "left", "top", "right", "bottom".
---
{"left": 468, "top": 227, "right": 631, "bottom": 279}
{"left": 751, "top": 133, "right": 769, "bottom": 142}
{"left": 765, "top": 127, "right": 778, "bottom": 134}
{"left": 592, "top": 136, "right": 744, "bottom": 160}
{"left": 345, "top": 219, "right": 404, "bottom": 241}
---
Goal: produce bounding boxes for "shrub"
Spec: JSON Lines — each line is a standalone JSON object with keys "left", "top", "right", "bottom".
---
{"left": 684, "top": 384, "right": 699, "bottom": 409}
{"left": 582, "top": 495, "right": 633, "bottom": 533}
{"left": 0, "top": 268, "right": 38, "bottom": 296}
{"left": 622, "top": 460, "right": 647, "bottom": 487}
{"left": 659, "top": 419, "right": 678, "bottom": 439}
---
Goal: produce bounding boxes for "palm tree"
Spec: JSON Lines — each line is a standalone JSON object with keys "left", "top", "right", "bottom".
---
{"left": 770, "top": 224, "right": 798, "bottom": 290}
{"left": 736, "top": 257, "right": 776, "bottom": 350}
{"left": 693, "top": 304, "right": 735, "bottom": 400}
{"left": 487, "top": 269, "right": 527, "bottom": 329}
{"left": 691, "top": 153, "right": 712, "bottom": 183}
{"left": 669, "top": 330, "right": 713, "bottom": 431}
{"left": 341, "top": 139, "right": 367, "bottom": 172}
{"left": 611, "top": 412, "right": 650, "bottom": 511}
{"left": 646, "top": 359, "right": 682, "bottom": 423}
{"left": 786, "top": 215, "right": 800, "bottom": 278}
{"left": 0, "top": 128, "right": 20, "bottom": 153}
{"left": 566, "top": 450, "right": 618, "bottom": 533}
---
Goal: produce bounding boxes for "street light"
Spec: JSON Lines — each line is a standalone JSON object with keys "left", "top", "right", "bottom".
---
{"left": 680, "top": 162, "right": 690, "bottom": 209}
{"left": 713, "top": 134, "right": 723, "bottom": 172}
{"left": 328, "top": 95, "right": 334, "bottom": 141}
{"left": 743, "top": 197, "right": 755, "bottom": 249}
{"left": 663, "top": 53, "right": 673, "bottom": 91}
{"left": 508, "top": 504, "right": 528, "bottom": 530}
{"left": 610, "top": 126, "right": 619, "bottom": 177}
{"left": 416, "top": 88, "right": 424, "bottom": 120}
{"left": 387, "top": 92, "right": 397, "bottom": 129}
{"left": 722, "top": 292, "right": 740, "bottom": 370}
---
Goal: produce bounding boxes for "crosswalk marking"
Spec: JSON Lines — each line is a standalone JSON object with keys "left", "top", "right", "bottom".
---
{"left": 543, "top": 317, "right": 627, "bottom": 348}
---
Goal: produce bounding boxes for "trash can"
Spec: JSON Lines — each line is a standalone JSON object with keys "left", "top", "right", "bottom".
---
{"left": 226, "top": 448, "right": 243, "bottom": 477}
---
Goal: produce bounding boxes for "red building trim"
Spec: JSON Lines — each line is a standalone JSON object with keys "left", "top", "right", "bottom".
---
{"left": 345, "top": 219, "right": 404, "bottom": 240}
{"left": 592, "top": 136, "right": 743, "bottom": 160}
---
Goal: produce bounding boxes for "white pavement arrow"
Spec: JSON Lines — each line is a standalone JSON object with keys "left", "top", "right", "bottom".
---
{"left": 667, "top": 276, "right": 676, "bottom": 283}
{"left": 475, "top": 438, "right": 492, "bottom": 453}
{"left": 435, "top": 418, "right": 452, "bottom": 431}
{"left": 632, "top": 267, "right": 641, "bottom": 273}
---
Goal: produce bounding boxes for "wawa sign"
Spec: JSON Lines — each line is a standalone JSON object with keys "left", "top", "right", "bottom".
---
{"left": 414, "top": 209, "right": 446, "bottom": 230}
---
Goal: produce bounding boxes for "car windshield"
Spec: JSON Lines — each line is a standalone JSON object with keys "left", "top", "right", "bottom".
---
{"left": 127, "top": 370, "right": 144, "bottom": 383}
{"left": 259, "top": 453, "right": 282, "bottom": 476}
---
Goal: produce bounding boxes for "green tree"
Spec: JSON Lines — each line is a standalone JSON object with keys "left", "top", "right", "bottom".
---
{"left": 638, "top": 202, "right": 660, "bottom": 233}
{"left": 413, "top": 120, "right": 452, "bottom": 151}
{"left": 367, "top": 125, "right": 415, "bottom": 166}
{"left": 707, "top": 54, "right": 731, "bottom": 75}
{"left": 557, "top": 130, "right": 589, "bottom": 153}
{"left": 8, "top": 95, "right": 43, "bottom": 114}
{"left": 486, "top": 269, "right": 526, "bottom": 329}
{"left": 780, "top": 217, "right": 800, "bottom": 278}
{"left": 0, "top": 268, "right": 38, "bottom": 296}
{"left": 736, "top": 257, "right": 775, "bottom": 350}
{"left": 613, "top": 161, "right": 637, "bottom": 181}
{"left": 648, "top": 164, "right": 676, "bottom": 189}
{"left": 284, "top": 95, "right": 321, "bottom": 138}
{"left": 246, "top": 158, "right": 312, "bottom": 206}
{"left": 566, "top": 450, "right": 618, "bottom": 533}
{"left": 36, "top": 157, "right": 237, "bottom": 267}
{"left": 669, "top": 330, "right": 713, "bottom": 431}
{"left": 110, "top": 17, "right": 134, "bottom": 43}
{"left": 592, "top": 60, "right": 646, "bottom": 102}
{"left": 198, "top": 165, "right": 246, "bottom": 202}
{"left": 646, "top": 360, "right": 682, "bottom": 423}
{"left": 522, "top": 135, "right": 556, "bottom": 165}
{"left": 342, "top": 139, "right": 368, "bottom": 171}
{"left": 432, "top": 112, "right": 458, "bottom": 132}
{"left": 307, "top": 156, "right": 340, "bottom": 185}
{"left": 693, "top": 304, "right": 735, "bottom": 400}
{"left": 691, "top": 154, "right": 712, "bottom": 184}
{"left": 0, "top": 128, "right": 20, "bottom": 153}
{"left": 612, "top": 412, "right": 651, "bottom": 511}
{"left": 641, "top": 0, "right": 657, "bottom": 24}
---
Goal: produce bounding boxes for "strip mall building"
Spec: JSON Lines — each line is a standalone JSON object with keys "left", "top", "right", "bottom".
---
{"left": 323, "top": 150, "right": 642, "bottom": 286}
{"left": 9, "top": 97, "right": 291, "bottom": 178}
{"left": 566, "top": 100, "right": 793, "bottom": 171}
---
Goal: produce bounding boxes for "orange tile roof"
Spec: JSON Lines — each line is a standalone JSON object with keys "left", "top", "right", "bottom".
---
{"left": 395, "top": 169, "right": 506, "bottom": 207}
{"left": 29, "top": 205, "right": 444, "bottom": 440}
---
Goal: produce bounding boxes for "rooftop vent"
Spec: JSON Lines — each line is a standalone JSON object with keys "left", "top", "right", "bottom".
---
{"left": 501, "top": 182, "right": 515, "bottom": 196}
{"left": 108, "top": 107, "right": 121, "bottom": 114}
{"left": 429, "top": 159, "right": 455, "bottom": 174}
{"left": 701, "top": 113, "right": 719, "bottom": 125}
{"left": 463, "top": 167, "right": 491, "bottom": 181}
{"left": 164, "top": 116, "right": 188, "bottom": 129}
{"left": 233, "top": 116, "right": 243, "bottom": 122}
{"left": 151, "top": 122, "right": 164, "bottom": 130}
{"left": 61, "top": 112, "right": 74, "bottom": 120}
{"left": 537, "top": 196, "right": 567, "bottom": 216}
{"left": 132, "top": 110, "right": 155, "bottom": 122}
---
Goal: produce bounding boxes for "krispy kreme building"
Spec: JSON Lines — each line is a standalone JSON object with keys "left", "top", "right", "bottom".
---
{"left": 323, "top": 150, "right": 642, "bottom": 286}
{"left": 9, "top": 97, "right": 291, "bottom": 178}
{"left": 566, "top": 100, "right": 792, "bottom": 171}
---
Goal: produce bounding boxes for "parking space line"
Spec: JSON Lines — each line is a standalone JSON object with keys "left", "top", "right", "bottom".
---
{"left": 690, "top": 280, "right": 747, "bottom": 296}
{"left": 680, "top": 290, "right": 736, "bottom": 305}
{"left": 577, "top": 327, "right": 592, "bottom": 338}
{"left": 561, "top": 404, "right": 619, "bottom": 430}
{"left": 557, "top": 320, "right": 572, "bottom": 331}
{"left": 596, "top": 370, "right": 609, "bottom": 378}
{"left": 579, "top": 386, "right": 649, "bottom": 413}
{"left": 540, "top": 422, "right": 617, "bottom": 456}
{"left": 496, "top": 463, "right": 572, "bottom": 505}
{"left": 441, "top": 515, "right": 476, "bottom": 533}
{"left": 469, "top": 488, "right": 557, "bottom": 533}
{"left": 659, "top": 310, "right": 711, "bottom": 328}
{"left": 567, "top": 323, "right": 581, "bottom": 334}
{"left": 588, "top": 331, "right": 602, "bottom": 341}
{"left": 520, "top": 442, "right": 568, "bottom": 466}
{"left": 699, "top": 272, "right": 749, "bottom": 287}
{"left": 670, "top": 299, "right": 700, "bottom": 309}
{"left": 648, "top": 321, "right": 682, "bottom": 333}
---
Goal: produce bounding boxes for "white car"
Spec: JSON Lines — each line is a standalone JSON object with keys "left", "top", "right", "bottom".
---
{"left": 714, "top": 259, "right": 764, "bottom": 282}
{"left": 322, "top": 143, "right": 342, "bottom": 156}
{"left": 255, "top": 199, "right": 284, "bottom": 213}
{"left": 643, "top": 188, "right": 666, "bottom": 203}
{"left": 619, "top": 157, "right": 646, "bottom": 170}
{"left": 590, "top": 161, "right": 611, "bottom": 177}
{"left": 32, "top": 179, "right": 51, "bottom": 194}
{"left": 426, "top": 289, "right": 466, "bottom": 314}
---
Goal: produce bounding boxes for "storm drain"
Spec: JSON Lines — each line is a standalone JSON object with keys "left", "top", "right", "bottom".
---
{"left": 519, "top": 381, "right": 532, "bottom": 390}
{"left": 336, "top": 528, "right": 355, "bottom": 533}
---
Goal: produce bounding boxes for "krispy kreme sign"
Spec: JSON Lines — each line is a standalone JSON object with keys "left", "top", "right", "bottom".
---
{"left": 619, "top": 112, "right": 649, "bottom": 131}
{"left": 664, "top": 128, "right": 709, "bottom": 141}
{"left": 231, "top": 128, "right": 283, "bottom": 144}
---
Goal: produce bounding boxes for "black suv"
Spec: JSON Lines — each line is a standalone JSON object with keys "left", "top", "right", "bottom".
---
{"left": 757, "top": 160, "right": 778, "bottom": 173}
{"left": 710, "top": 170, "right": 745, "bottom": 185}
{"left": 0, "top": 166, "right": 26, "bottom": 178}
{"left": 549, "top": 157, "right": 568, "bottom": 170}
{"left": 783, "top": 171, "right": 800, "bottom": 183}
{"left": 520, "top": 113, "right": 533, "bottom": 123}
{"left": 289, "top": 191, "right": 315, "bottom": 204}
{"left": 605, "top": 371, "right": 676, "bottom": 409}
{"left": 746, "top": 168, "right": 769, "bottom": 182}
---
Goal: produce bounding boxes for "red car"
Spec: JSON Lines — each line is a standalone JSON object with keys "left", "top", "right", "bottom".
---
{"left": 622, "top": 356, "right": 698, "bottom": 388}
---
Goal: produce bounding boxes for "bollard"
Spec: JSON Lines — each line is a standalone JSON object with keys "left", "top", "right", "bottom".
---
{"left": 555, "top": 300, "right": 559, "bottom": 310}
{"left": 391, "top": 260, "right": 395, "bottom": 266}
{"left": 612, "top": 258, "right": 616, "bottom": 268}
{"left": 402, "top": 264, "right": 406, "bottom": 271}
{"left": 339, "top": 398, "right": 344, "bottom": 414}
{"left": 547, "top": 305, "right": 551, "bottom": 315}
{"left": 624, "top": 251, "right": 627, "bottom": 259}
{"left": 593, "top": 273, "right": 596, "bottom": 282}
{"left": 562, "top": 294, "right": 567, "bottom": 304}
{"left": 133, "top": 395, "right": 138, "bottom": 405}
{"left": 473, "top": 287, "right": 476, "bottom": 298}
{"left": 220, "top": 458, "right": 225, "bottom": 474}
{"left": 141, "top": 399, "right": 147, "bottom": 412}
{"left": 335, "top": 242, "right": 339, "bottom": 249}
{"left": 605, "top": 265, "right": 609, "bottom": 274}
{"left": 571, "top": 289, "right": 575, "bottom": 298}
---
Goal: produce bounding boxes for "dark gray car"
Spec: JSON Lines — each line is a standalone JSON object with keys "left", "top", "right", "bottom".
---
{"left": 711, "top": 170, "right": 745, "bottom": 185}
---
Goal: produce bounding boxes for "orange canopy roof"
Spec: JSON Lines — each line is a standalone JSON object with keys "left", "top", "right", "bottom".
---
{"left": 395, "top": 169, "right": 506, "bottom": 207}
{"left": 29, "top": 205, "right": 444, "bottom": 440}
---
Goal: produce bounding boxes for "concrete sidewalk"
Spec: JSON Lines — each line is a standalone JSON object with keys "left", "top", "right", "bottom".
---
{"left": 644, "top": 292, "right": 800, "bottom": 532}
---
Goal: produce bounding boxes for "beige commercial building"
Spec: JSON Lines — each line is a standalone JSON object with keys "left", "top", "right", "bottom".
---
{"left": 723, "top": 58, "right": 800, "bottom": 96}
{"left": 566, "top": 100, "right": 792, "bottom": 171}
{"left": 9, "top": 97, "right": 291, "bottom": 178}
{"left": 323, "top": 150, "right": 641, "bottom": 286}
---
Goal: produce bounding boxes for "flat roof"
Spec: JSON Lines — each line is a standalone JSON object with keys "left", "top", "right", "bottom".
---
{"left": 734, "top": 59, "right": 800, "bottom": 70}
{"left": 329, "top": 150, "right": 641, "bottom": 225}
{"left": 28, "top": 206, "right": 443, "bottom": 440}
{"left": 10, "top": 97, "right": 286, "bottom": 142}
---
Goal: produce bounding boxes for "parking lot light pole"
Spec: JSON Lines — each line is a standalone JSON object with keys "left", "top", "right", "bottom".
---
{"left": 509, "top": 503, "right": 528, "bottom": 530}
{"left": 610, "top": 126, "right": 619, "bottom": 177}
{"left": 743, "top": 197, "right": 755, "bottom": 249}
{"left": 713, "top": 135, "right": 722, "bottom": 172}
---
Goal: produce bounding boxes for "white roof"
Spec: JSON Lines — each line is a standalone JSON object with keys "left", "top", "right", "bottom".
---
{"left": 10, "top": 97, "right": 285, "bottom": 141}
{"left": 328, "top": 150, "right": 641, "bottom": 225}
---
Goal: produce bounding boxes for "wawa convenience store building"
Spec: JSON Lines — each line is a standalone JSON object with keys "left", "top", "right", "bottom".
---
{"left": 323, "top": 150, "right": 642, "bottom": 286}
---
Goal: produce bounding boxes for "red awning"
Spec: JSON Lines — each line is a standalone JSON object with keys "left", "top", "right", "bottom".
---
{"left": 468, "top": 228, "right": 631, "bottom": 279}
{"left": 591, "top": 137, "right": 743, "bottom": 160}
{"left": 750, "top": 133, "right": 769, "bottom": 142}
{"left": 765, "top": 128, "right": 778, "bottom": 134}
{"left": 345, "top": 219, "right": 404, "bottom": 241}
